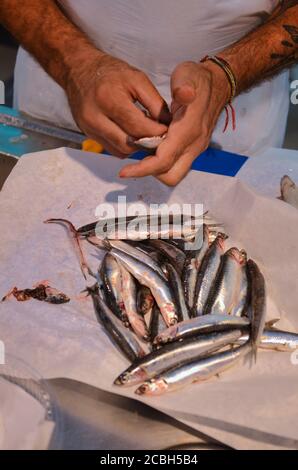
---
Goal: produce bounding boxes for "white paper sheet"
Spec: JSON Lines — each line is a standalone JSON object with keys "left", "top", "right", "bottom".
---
{"left": 0, "top": 378, "right": 54, "bottom": 450}
{"left": 0, "top": 148, "right": 298, "bottom": 450}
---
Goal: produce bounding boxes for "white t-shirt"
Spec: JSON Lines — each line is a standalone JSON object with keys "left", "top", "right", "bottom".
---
{"left": 14, "top": 0, "right": 289, "bottom": 156}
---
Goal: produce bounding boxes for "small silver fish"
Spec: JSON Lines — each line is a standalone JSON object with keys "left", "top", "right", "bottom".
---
{"left": 154, "top": 313, "right": 250, "bottom": 345}
{"left": 88, "top": 285, "right": 146, "bottom": 361}
{"left": 182, "top": 224, "right": 210, "bottom": 310}
{"left": 136, "top": 342, "right": 251, "bottom": 395}
{"left": 108, "top": 248, "right": 179, "bottom": 327}
{"left": 164, "top": 262, "right": 190, "bottom": 322}
{"left": 230, "top": 251, "right": 249, "bottom": 317}
{"left": 193, "top": 233, "right": 228, "bottom": 316}
{"left": 119, "top": 263, "right": 149, "bottom": 340}
{"left": 237, "top": 328, "right": 298, "bottom": 352}
{"left": 246, "top": 259, "right": 266, "bottom": 360}
{"left": 100, "top": 254, "right": 128, "bottom": 324}
{"left": 115, "top": 329, "right": 242, "bottom": 387}
{"left": 204, "top": 248, "right": 247, "bottom": 316}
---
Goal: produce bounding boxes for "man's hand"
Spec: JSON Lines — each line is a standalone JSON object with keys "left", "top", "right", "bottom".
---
{"left": 119, "top": 61, "right": 229, "bottom": 185}
{"left": 67, "top": 53, "right": 169, "bottom": 157}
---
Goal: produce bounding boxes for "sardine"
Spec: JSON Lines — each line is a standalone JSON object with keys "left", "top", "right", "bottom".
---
{"left": 204, "top": 248, "right": 246, "bottom": 316}
{"left": 109, "top": 247, "right": 179, "bottom": 327}
{"left": 88, "top": 284, "right": 146, "bottom": 361}
{"left": 193, "top": 233, "right": 227, "bottom": 316}
{"left": 136, "top": 342, "right": 251, "bottom": 395}
{"left": 115, "top": 329, "right": 243, "bottom": 387}
{"left": 119, "top": 263, "right": 149, "bottom": 340}
{"left": 182, "top": 224, "right": 210, "bottom": 309}
{"left": 246, "top": 259, "right": 266, "bottom": 359}
{"left": 154, "top": 314, "right": 250, "bottom": 345}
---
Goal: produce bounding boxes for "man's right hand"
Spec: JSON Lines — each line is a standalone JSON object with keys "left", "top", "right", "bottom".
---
{"left": 66, "top": 53, "right": 170, "bottom": 157}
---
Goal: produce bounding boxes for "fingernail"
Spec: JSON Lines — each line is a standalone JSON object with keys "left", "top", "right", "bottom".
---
{"left": 158, "top": 101, "right": 172, "bottom": 126}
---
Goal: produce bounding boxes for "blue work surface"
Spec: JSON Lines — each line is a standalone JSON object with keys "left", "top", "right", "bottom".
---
{"left": 124, "top": 147, "right": 248, "bottom": 177}
{"left": 0, "top": 105, "right": 248, "bottom": 177}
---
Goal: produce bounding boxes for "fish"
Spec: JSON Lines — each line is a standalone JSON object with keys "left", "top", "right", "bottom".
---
{"left": 146, "top": 239, "right": 186, "bottom": 274}
{"left": 182, "top": 224, "right": 210, "bottom": 310}
{"left": 119, "top": 263, "right": 150, "bottom": 341}
{"left": 79, "top": 213, "right": 222, "bottom": 241}
{"left": 154, "top": 314, "right": 250, "bottom": 345}
{"left": 204, "top": 248, "right": 247, "bottom": 316}
{"left": 90, "top": 238, "right": 167, "bottom": 281}
{"left": 246, "top": 259, "right": 266, "bottom": 360}
{"left": 115, "top": 329, "right": 243, "bottom": 387}
{"left": 280, "top": 175, "right": 298, "bottom": 209}
{"left": 192, "top": 233, "right": 228, "bottom": 317}
{"left": 44, "top": 218, "right": 94, "bottom": 279}
{"left": 149, "top": 304, "right": 167, "bottom": 343}
{"left": 135, "top": 342, "right": 251, "bottom": 395}
{"left": 237, "top": 328, "right": 298, "bottom": 352}
{"left": 100, "top": 254, "right": 128, "bottom": 324}
{"left": 163, "top": 262, "right": 190, "bottom": 322}
{"left": 230, "top": 251, "right": 249, "bottom": 317}
{"left": 2, "top": 283, "right": 70, "bottom": 304}
{"left": 137, "top": 286, "right": 155, "bottom": 317}
{"left": 133, "top": 134, "right": 167, "bottom": 150}
{"left": 108, "top": 247, "right": 179, "bottom": 327}
{"left": 87, "top": 284, "right": 146, "bottom": 361}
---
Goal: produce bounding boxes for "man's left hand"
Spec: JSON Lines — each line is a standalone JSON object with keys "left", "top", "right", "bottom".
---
{"left": 119, "top": 60, "right": 230, "bottom": 186}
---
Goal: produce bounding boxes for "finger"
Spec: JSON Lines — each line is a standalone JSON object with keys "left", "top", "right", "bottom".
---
{"left": 157, "top": 138, "right": 208, "bottom": 186}
{"left": 134, "top": 75, "right": 172, "bottom": 125}
{"left": 106, "top": 97, "right": 168, "bottom": 139}
{"left": 171, "top": 61, "right": 198, "bottom": 106}
{"left": 83, "top": 110, "right": 137, "bottom": 155}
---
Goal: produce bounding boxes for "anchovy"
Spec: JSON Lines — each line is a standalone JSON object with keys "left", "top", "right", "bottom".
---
{"left": 100, "top": 254, "right": 128, "bottom": 323}
{"left": 193, "top": 233, "right": 228, "bottom": 317}
{"left": 89, "top": 238, "right": 167, "bottom": 281}
{"left": 146, "top": 239, "right": 186, "bottom": 274}
{"left": 237, "top": 328, "right": 298, "bottom": 352}
{"left": 182, "top": 224, "right": 210, "bottom": 310}
{"left": 108, "top": 247, "right": 179, "bottom": 327}
{"left": 204, "top": 248, "right": 247, "bottom": 316}
{"left": 135, "top": 342, "right": 251, "bottom": 395}
{"left": 164, "top": 262, "right": 190, "bottom": 322}
{"left": 119, "top": 263, "right": 149, "bottom": 340}
{"left": 137, "top": 286, "right": 154, "bottom": 317}
{"left": 154, "top": 314, "right": 250, "bottom": 345}
{"left": 231, "top": 251, "right": 249, "bottom": 317}
{"left": 246, "top": 259, "right": 266, "bottom": 359}
{"left": 115, "top": 329, "right": 243, "bottom": 387}
{"left": 88, "top": 284, "right": 146, "bottom": 361}
{"left": 149, "top": 304, "right": 167, "bottom": 343}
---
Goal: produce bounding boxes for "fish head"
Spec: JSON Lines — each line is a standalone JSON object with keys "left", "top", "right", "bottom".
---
{"left": 227, "top": 247, "right": 246, "bottom": 265}
{"left": 216, "top": 233, "right": 228, "bottom": 252}
{"left": 114, "top": 367, "right": 148, "bottom": 387}
{"left": 135, "top": 378, "right": 168, "bottom": 396}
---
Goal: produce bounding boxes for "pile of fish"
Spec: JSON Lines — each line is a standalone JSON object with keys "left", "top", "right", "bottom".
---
{"left": 45, "top": 213, "right": 298, "bottom": 396}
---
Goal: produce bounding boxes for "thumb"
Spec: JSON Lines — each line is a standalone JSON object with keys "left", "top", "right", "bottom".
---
{"left": 171, "top": 61, "right": 198, "bottom": 106}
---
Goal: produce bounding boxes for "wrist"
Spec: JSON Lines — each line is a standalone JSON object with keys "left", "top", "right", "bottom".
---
{"left": 200, "top": 60, "right": 231, "bottom": 107}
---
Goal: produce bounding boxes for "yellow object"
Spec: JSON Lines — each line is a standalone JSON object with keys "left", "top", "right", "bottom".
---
{"left": 82, "top": 139, "right": 104, "bottom": 154}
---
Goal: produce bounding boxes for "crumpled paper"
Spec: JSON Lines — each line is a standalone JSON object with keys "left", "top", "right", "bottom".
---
{"left": 0, "top": 148, "right": 298, "bottom": 450}
{"left": 0, "top": 378, "right": 54, "bottom": 450}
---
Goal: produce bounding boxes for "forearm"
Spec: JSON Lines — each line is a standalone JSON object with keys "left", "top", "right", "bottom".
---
{"left": 0, "top": 0, "right": 104, "bottom": 89}
{"left": 220, "top": 2, "right": 298, "bottom": 94}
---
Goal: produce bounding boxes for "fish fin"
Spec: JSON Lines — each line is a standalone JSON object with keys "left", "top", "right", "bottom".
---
{"left": 266, "top": 318, "right": 280, "bottom": 329}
